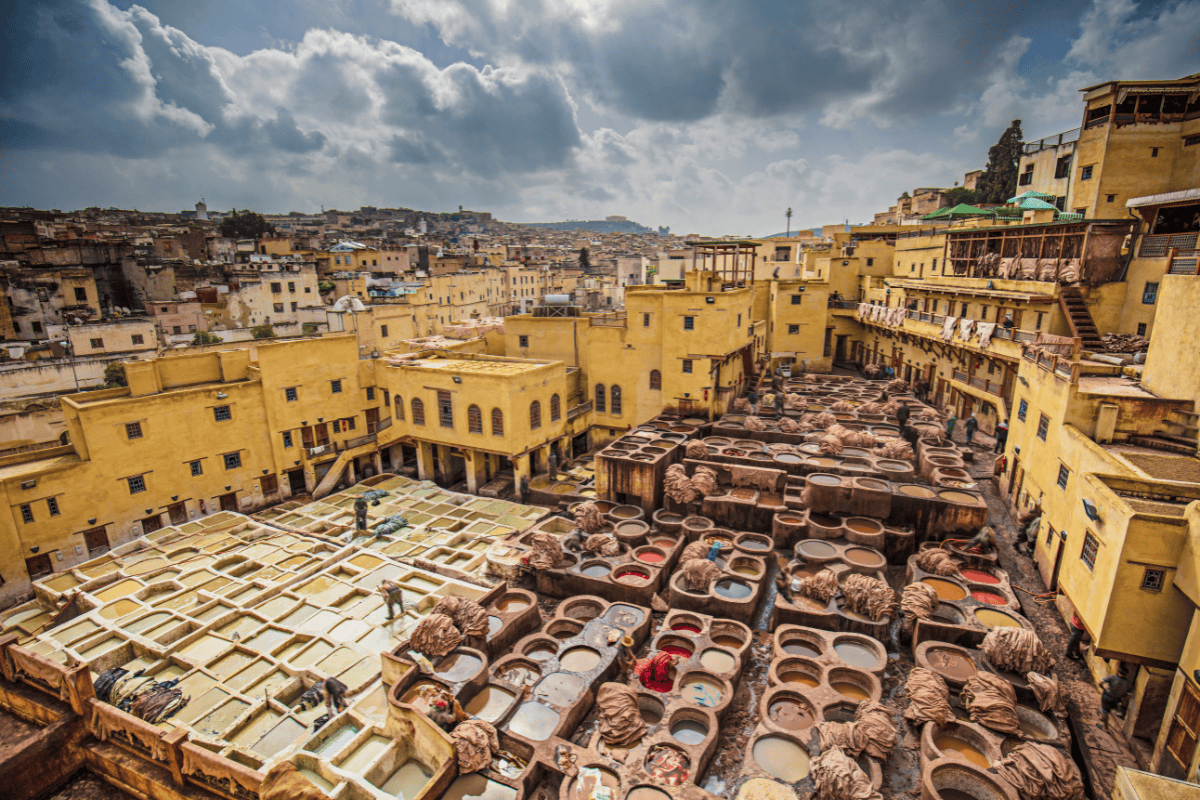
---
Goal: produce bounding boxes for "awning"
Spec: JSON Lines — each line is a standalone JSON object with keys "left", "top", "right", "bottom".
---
{"left": 1126, "top": 188, "right": 1200, "bottom": 208}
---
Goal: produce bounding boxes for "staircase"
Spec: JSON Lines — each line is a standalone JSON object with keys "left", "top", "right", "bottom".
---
{"left": 1128, "top": 409, "right": 1200, "bottom": 455}
{"left": 1057, "top": 286, "right": 1104, "bottom": 351}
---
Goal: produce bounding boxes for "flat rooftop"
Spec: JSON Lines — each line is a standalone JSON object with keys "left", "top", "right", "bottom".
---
{"left": 394, "top": 357, "right": 544, "bottom": 375}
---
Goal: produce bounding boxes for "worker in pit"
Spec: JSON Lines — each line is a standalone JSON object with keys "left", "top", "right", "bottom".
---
{"left": 354, "top": 495, "right": 369, "bottom": 533}
{"left": 323, "top": 676, "right": 350, "bottom": 716}
{"left": 965, "top": 525, "right": 996, "bottom": 554}
{"left": 379, "top": 579, "right": 405, "bottom": 620}
{"left": 1098, "top": 664, "right": 1134, "bottom": 730}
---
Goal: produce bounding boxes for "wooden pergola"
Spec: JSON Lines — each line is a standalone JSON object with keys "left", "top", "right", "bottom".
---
{"left": 686, "top": 240, "right": 759, "bottom": 287}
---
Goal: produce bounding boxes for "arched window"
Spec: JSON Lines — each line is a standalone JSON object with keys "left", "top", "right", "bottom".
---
{"left": 468, "top": 404, "right": 482, "bottom": 434}
{"left": 595, "top": 384, "right": 606, "bottom": 413}
{"left": 649, "top": 370, "right": 661, "bottom": 390}
{"left": 610, "top": 385, "right": 622, "bottom": 416}
{"left": 411, "top": 398, "right": 425, "bottom": 425}
{"left": 395, "top": 395, "right": 405, "bottom": 421}
{"left": 550, "top": 393, "right": 561, "bottom": 422}
{"left": 491, "top": 408, "right": 504, "bottom": 436}
{"left": 530, "top": 400, "right": 542, "bottom": 430}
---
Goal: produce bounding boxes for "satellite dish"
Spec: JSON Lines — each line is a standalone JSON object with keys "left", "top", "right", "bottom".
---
{"left": 332, "top": 295, "right": 366, "bottom": 312}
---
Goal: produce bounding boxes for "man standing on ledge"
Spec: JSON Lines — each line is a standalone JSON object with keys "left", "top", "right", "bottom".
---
{"left": 354, "top": 495, "right": 368, "bottom": 534}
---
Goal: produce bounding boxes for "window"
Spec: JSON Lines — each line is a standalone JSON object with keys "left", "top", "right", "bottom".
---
{"left": 90, "top": 338, "right": 103, "bottom": 348}
{"left": 366, "top": 387, "right": 375, "bottom": 401}
{"left": 47, "top": 497, "right": 59, "bottom": 517}
{"left": 683, "top": 316, "right": 694, "bottom": 330}
{"left": 288, "top": 282, "right": 296, "bottom": 293}
{"left": 20, "top": 504, "right": 33, "bottom": 524}
{"left": 1106, "top": 194, "right": 1116, "bottom": 203}
{"left": 214, "top": 405, "right": 231, "bottom": 422}
{"left": 682, "top": 359, "right": 693, "bottom": 374}
{"left": 285, "top": 387, "right": 298, "bottom": 402}
{"left": 643, "top": 313, "right": 650, "bottom": 327}
{"left": 1037, "top": 413, "right": 1049, "bottom": 441}
{"left": 1080, "top": 165, "right": 1094, "bottom": 180}
{"left": 468, "top": 404, "right": 483, "bottom": 433}
{"left": 550, "top": 394, "right": 561, "bottom": 422}
{"left": 172, "top": 325, "right": 182, "bottom": 335}
{"left": 331, "top": 379, "right": 343, "bottom": 394}
{"left": 26, "top": 554, "right": 52, "bottom": 579}
{"left": 1167, "top": 681, "right": 1200, "bottom": 770}
{"left": 866, "top": 258, "right": 874, "bottom": 267}
{"left": 271, "top": 282, "right": 282, "bottom": 293}
{"left": 1185, "top": 134, "right": 1200, "bottom": 147}
{"left": 261, "top": 475, "right": 278, "bottom": 494}
{"left": 1045, "top": 524, "right": 1056, "bottom": 545}
{"left": 132, "top": 334, "right": 144, "bottom": 345}
{"left": 291, "top": 302, "right": 298, "bottom": 312}
{"left": 74, "top": 287, "right": 88, "bottom": 302}
{"left": 649, "top": 370, "right": 661, "bottom": 390}
{"left": 1018, "top": 399, "right": 1028, "bottom": 422}
{"left": 1018, "top": 166, "right": 1033, "bottom": 186}
{"left": 395, "top": 396, "right": 405, "bottom": 421}
{"left": 737, "top": 314, "right": 741, "bottom": 326}
{"left": 32, "top": 321, "right": 42, "bottom": 333}
{"left": 1143, "top": 282, "right": 1159, "bottom": 305}
{"left": 437, "top": 390, "right": 453, "bottom": 428}
{"left": 1055, "top": 154, "right": 1072, "bottom": 179}
{"left": 519, "top": 335, "right": 529, "bottom": 348}
{"left": 126, "top": 422, "right": 143, "bottom": 439}
{"left": 1057, "top": 464, "right": 1070, "bottom": 489}
{"left": 128, "top": 475, "right": 146, "bottom": 494}
{"left": 1081, "top": 531, "right": 1099, "bottom": 570}
{"left": 491, "top": 408, "right": 504, "bottom": 436}
{"left": 332, "top": 419, "right": 341, "bottom": 434}
{"left": 273, "top": 303, "right": 284, "bottom": 313}
{"left": 412, "top": 398, "right": 425, "bottom": 425}
{"left": 1151, "top": 147, "right": 1159, "bottom": 158}
{"left": 223, "top": 452, "right": 242, "bottom": 470}
{"left": 1137, "top": 322, "right": 1147, "bottom": 336}
{"left": 381, "top": 325, "right": 388, "bottom": 337}
{"left": 610, "top": 386, "right": 622, "bottom": 416}
{"left": 595, "top": 384, "right": 606, "bottom": 413}
{"left": 791, "top": 295, "right": 802, "bottom": 305}
{"left": 788, "top": 324, "right": 800, "bottom": 334}
{"left": 1142, "top": 568, "right": 1166, "bottom": 592}
{"left": 282, "top": 431, "right": 293, "bottom": 449}
{"left": 530, "top": 401, "right": 542, "bottom": 430}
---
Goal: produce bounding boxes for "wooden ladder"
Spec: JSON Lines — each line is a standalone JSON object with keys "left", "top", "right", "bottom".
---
{"left": 1057, "top": 286, "right": 1104, "bottom": 351}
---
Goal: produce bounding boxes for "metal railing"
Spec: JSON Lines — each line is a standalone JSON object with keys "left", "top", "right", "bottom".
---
{"left": 1140, "top": 232, "right": 1198, "bottom": 257}
{"left": 306, "top": 444, "right": 335, "bottom": 458}
{"left": 567, "top": 401, "right": 593, "bottom": 421}
{"left": 345, "top": 433, "right": 377, "bottom": 449}
{"left": 1022, "top": 128, "right": 1080, "bottom": 154}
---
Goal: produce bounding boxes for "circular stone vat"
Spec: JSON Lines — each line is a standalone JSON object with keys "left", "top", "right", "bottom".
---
{"left": 522, "top": 637, "right": 560, "bottom": 661}
{"left": 807, "top": 474, "right": 842, "bottom": 486}
{"left": 627, "top": 787, "right": 672, "bottom": 800}
{"left": 970, "top": 589, "right": 1007, "bottom": 606}
{"left": 930, "top": 604, "right": 966, "bottom": 625}
{"left": 569, "top": 767, "right": 619, "bottom": 800}
{"left": 832, "top": 637, "right": 883, "bottom": 670}
{"left": 649, "top": 534, "right": 679, "bottom": 549}
{"left": 779, "top": 633, "right": 823, "bottom": 658}
{"left": 767, "top": 692, "right": 817, "bottom": 732}
{"left": 713, "top": 579, "right": 752, "bottom": 600}
{"left": 973, "top": 608, "right": 1023, "bottom": 629}
{"left": 939, "top": 490, "right": 981, "bottom": 505}
{"left": 795, "top": 540, "right": 838, "bottom": 560}
{"left": 752, "top": 735, "right": 811, "bottom": 782}
{"left": 922, "top": 577, "right": 968, "bottom": 601}
{"left": 682, "top": 516, "right": 714, "bottom": 534}
{"left": 728, "top": 556, "right": 764, "bottom": 579}
{"left": 709, "top": 622, "right": 746, "bottom": 650}
{"left": 844, "top": 546, "right": 886, "bottom": 570}
{"left": 651, "top": 510, "right": 684, "bottom": 533}
{"left": 932, "top": 727, "right": 994, "bottom": 769}
{"left": 657, "top": 636, "right": 695, "bottom": 659}
{"left": 494, "top": 594, "right": 531, "bottom": 613}
{"left": 1016, "top": 705, "right": 1057, "bottom": 740}
{"left": 546, "top": 619, "right": 585, "bottom": 640}
{"left": 638, "top": 694, "right": 665, "bottom": 725}
{"left": 609, "top": 505, "right": 644, "bottom": 521}
{"left": 559, "top": 598, "right": 604, "bottom": 621}
{"left": 703, "top": 530, "right": 735, "bottom": 550}
{"left": 923, "top": 644, "right": 978, "bottom": 684}
{"left": 559, "top": 647, "right": 601, "bottom": 673}
{"left": 634, "top": 546, "right": 668, "bottom": 565}
{"left": 614, "top": 567, "right": 651, "bottom": 585}
{"left": 580, "top": 561, "right": 612, "bottom": 578}
{"left": 669, "top": 615, "right": 705, "bottom": 636}
{"left": 616, "top": 520, "right": 650, "bottom": 542}
{"left": 899, "top": 485, "right": 936, "bottom": 498}
{"left": 669, "top": 710, "right": 710, "bottom": 745}
{"left": 645, "top": 745, "right": 691, "bottom": 786}
{"left": 828, "top": 668, "right": 874, "bottom": 703}
{"left": 845, "top": 517, "right": 884, "bottom": 536}
{"left": 493, "top": 660, "right": 541, "bottom": 686}
{"left": 535, "top": 673, "right": 586, "bottom": 706}
{"left": 699, "top": 648, "right": 736, "bottom": 673}
{"left": 679, "top": 673, "right": 725, "bottom": 707}
{"left": 735, "top": 533, "right": 772, "bottom": 553}
{"left": 960, "top": 568, "right": 999, "bottom": 585}
{"left": 928, "top": 762, "right": 1010, "bottom": 800}
{"left": 776, "top": 658, "right": 822, "bottom": 688}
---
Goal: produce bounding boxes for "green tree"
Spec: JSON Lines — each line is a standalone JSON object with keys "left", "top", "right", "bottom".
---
{"left": 943, "top": 187, "right": 982, "bottom": 207}
{"left": 301, "top": 322, "right": 319, "bottom": 335}
{"left": 251, "top": 324, "right": 276, "bottom": 340}
{"left": 976, "top": 120, "right": 1024, "bottom": 205}
{"left": 578, "top": 246, "right": 591, "bottom": 271}
{"left": 102, "top": 362, "right": 126, "bottom": 388}
{"left": 218, "top": 209, "right": 276, "bottom": 239}
{"left": 191, "top": 331, "right": 223, "bottom": 345}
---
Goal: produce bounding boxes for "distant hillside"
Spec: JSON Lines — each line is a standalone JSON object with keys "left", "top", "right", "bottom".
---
{"left": 761, "top": 226, "right": 822, "bottom": 239}
{"left": 520, "top": 218, "right": 661, "bottom": 235}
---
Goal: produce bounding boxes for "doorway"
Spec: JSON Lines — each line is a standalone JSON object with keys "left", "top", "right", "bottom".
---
{"left": 314, "top": 423, "right": 330, "bottom": 447}
{"left": 219, "top": 493, "right": 238, "bottom": 512}
{"left": 82, "top": 526, "right": 109, "bottom": 556}
{"left": 1050, "top": 536, "right": 1065, "bottom": 591}
{"left": 142, "top": 514, "right": 163, "bottom": 534}
{"left": 835, "top": 335, "right": 848, "bottom": 362}
{"left": 287, "top": 468, "right": 307, "bottom": 494}
{"left": 366, "top": 407, "right": 380, "bottom": 434}
{"left": 167, "top": 502, "right": 187, "bottom": 525}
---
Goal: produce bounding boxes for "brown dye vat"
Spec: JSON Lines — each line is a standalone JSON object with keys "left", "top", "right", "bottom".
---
{"left": 729, "top": 487, "right": 757, "bottom": 500}
{"left": 495, "top": 596, "right": 530, "bottom": 613}
{"left": 535, "top": 673, "right": 586, "bottom": 706}
{"left": 639, "top": 696, "right": 665, "bottom": 725}
{"left": 495, "top": 663, "right": 540, "bottom": 685}
{"left": 940, "top": 491, "right": 981, "bottom": 505}
{"left": 436, "top": 652, "right": 483, "bottom": 682}
{"left": 713, "top": 579, "right": 752, "bottom": 599}
{"left": 845, "top": 518, "right": 882, "bottom": 534}
{"left": 465, "top": 686, "right": 515, "bottom": 722}
{"left": 711, "top": 634, "right": 744, "bottom": 649}
{"left": 809, "top": 513, "right": 841, "bottom": 528}
{"left": 781, "top": 641, "right": 821, "bottom": 658}
{"left": 796, "top": 540, "right": 837, "bottom": 559}
{"left": 934, "top": 735, "right": 991, "bottom": 769}
{"left": 627, "top": 786, "right": 672, "bottom": 800}
{"left": 780, "top": 670, "right": 820, "bottom": 688}
{"left": 650, "top": 537, "right": 677, "bottom": 548}
{"left": 831, "top": 682, "right": 870, "bottom": 702}
{"left": 899, "top": 485, "right": 936, "bottom": 498}
{"left": 844, "top": 547, "right": 886, "bottom": 569}
{"left": 611, "top": 506, "right": 641, "bottom": 519}
{"left": 775, "top": 454, "right": 803, "bottom": 464}
{"left": 808, "top": 474, "right": 840, "bottom": 485}
{"left": 927, "top": 648, "right": 977, "bottom": 682}
{"left": 833, "top": 641, "right": 880, "bottom": 669}
{"left": 922, "top": 577, "right": 968, "bottom": 601}
{"left": 778, "top": 516, "right": 804, "bottom": 524}
{"left": 768, "top": 698, "right": 815, "bottom": 730}
{"left": 507, "top": 702, "right": 560, "bottom": 741}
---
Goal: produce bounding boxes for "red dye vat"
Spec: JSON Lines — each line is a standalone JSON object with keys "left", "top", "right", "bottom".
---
{"left": 661, "top": 645, "right": 693, "bottom": 659}
{"left": 638, "top": 551, "right": 665, "bottom": 563}
{"left": 615, "top": 568, "right": 650, "bottom": 584}
{"left": 961, "top": 568, "right": 999, "bottom": 585}
{"left": 672, "top": 623, "right": 702, "bottom": 634}
{"left": 971, "top": 590, "right": 1007, "bottom": 606}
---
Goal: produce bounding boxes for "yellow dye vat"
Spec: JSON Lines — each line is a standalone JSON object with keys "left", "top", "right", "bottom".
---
{"left": 245, "top": 669, "right": 290, "bottom": 697}
{"left": 292, "top": 640, "right": 336, "bottom": 669}
{"left": 244, "top": 627, "right": 291, "bottom": 652}
{"left": 179, "top": 635, "right": 232, "bottom": 662}
{"left": 339, "top": 734, "right": 390, "bottom": 774}
{"left": 176, "top": 687, "right": 231, "bottom": 724}
{"left": 256, "top": 596, "right": 297, "bottom": 619}
{"left": 44, "top": 573, "right": 82, "bottom": 592}
{"left": 210, "top": 652, "right": 255, "bottom": 678}
{"left": 76, "top": 636, "right": 124, "bottom": 660}
{"left": 52, "top": 619, "right": 99, "bottom": 644}
{"left": 194, "top": 698, "right": 250, "bottom": 737}
{"left": 216, "top": 617, "right": 262, "bottom": 639}
{"left": 226, "top": 659, "right": 274, "bottom": 692}
{"left": 230, "top": 708, "right": 284, "bottom": 748}
{"left": 94, "top": 580, "right": 143, "bottom": 603}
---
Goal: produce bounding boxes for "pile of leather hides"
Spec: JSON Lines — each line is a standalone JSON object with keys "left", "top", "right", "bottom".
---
{"left": 584, "top": 533, "right": 621, "bottom": 557}
{"left": 678, "top": 559, "right": 722, "bottom": 591}
{"left": 994, "top": 742, "right": 1085, "bottom": 800}
{"left": 432, "top": 596, "right": 489, "bottom": 639}
{"left": 960, "top": 673, "right": 1022, "bottom": 735}
{"left": 981, "top": 627, "right": 1054, "bottom": 674}
{"left": 409, "top": 613, "right": 462, "bottom": 659}
{"left": 685, "top": 440, "right": 710, "bottom": 458}
{"left": 527, "top": 532, "right": 565, "bottom": 570}
{"left": 816, "top": 701, "right": 895, "bottom": 760}
{"left": 797, "top": 569, "right": 841, "bottom": 602}
{"left": 262, "top": 762, "right": 332, "bottom": 800}
{"left": 573, "top": 501, "right": 607, "bottom": 534}
{"left": 914, "top": 548, "right": 961, "bottom": 577}
{"left": 899, "top": 582, "right": 939, "bottom": 621}
{"left": 902, "top": 668, "right": 955, "bottom": 725}
{"left": 664, "top": 465, "right": 699, "bottom": 505}
{"left": 841, "top": 574, "right": 896, "bottom": 621}
{"left": 1027, "top": 671, "right": 1066, "bottom": 718}
{"left": 452, "top": 720, "right": 499, "bottom": 773}
{"left": 597, "top": 683, "right": 646, "bottom": 748}
{"left": 810, "top": 746, "right": 882, "bottom": 800}
{"left": 744, "top": 416, "right": 767, "bottom": 431}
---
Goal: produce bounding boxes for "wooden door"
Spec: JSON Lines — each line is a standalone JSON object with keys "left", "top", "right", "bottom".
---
{"left": 167, "top": 502, "right": 187, "bottom": 525}
{"left": 315, "top": 423, "right": 330, "bottom": 446}
{"left": 301, "top": 426, "right": 315, "bottom": 448}
{"left": 142, "top": 514, "right": 163, "bottom": 534}
{"left": 287, "top": 468, "right": 306, "bottom": 493}
{"left": 366, "top": 407, "right": 380, "bottom": 434}
{"left": 25, "top": 553, "right": 52, "bottom": 579}
{"left": 82, "top": 526, "right": 109, "bottom": 555}
{"left": 219, "top": 493, "right": 238, "bottom": 512}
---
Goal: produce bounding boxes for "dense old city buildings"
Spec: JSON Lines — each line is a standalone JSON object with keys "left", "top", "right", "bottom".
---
{"left": 1, "top": 70, "right": 1200, "bottom": 800}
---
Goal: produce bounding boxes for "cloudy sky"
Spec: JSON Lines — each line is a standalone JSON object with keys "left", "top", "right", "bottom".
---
{"left": 2, "top": 0, "right": 1198, "bottom": 235}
